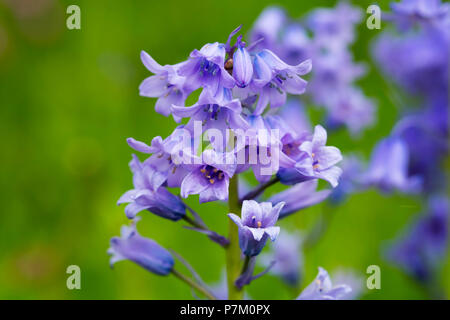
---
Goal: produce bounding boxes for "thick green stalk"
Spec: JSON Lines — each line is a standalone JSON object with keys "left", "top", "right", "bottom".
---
{"left": 226, "top": 175, "right": 244, "bottom": 300}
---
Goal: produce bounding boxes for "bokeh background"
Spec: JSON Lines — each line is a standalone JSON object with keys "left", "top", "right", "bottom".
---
{"left": 0, "top": 0, "right": 448, "bottom": 299}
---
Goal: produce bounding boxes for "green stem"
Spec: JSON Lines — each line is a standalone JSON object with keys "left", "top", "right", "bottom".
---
{"left": 226, "top": 175, "right": 244, "bottom": 300}
{"left": 182, "top": 214, "right": 205, "bottom": 230}
{"left": 239, "top": 177, "right": 279, "bottom": 204}
{"left": 171, "top": 268, "right": 216, "bottom": 300}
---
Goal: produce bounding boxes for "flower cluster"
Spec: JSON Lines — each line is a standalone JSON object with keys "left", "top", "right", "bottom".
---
{"left": 107, "top": 7, "right": 353, "bottom": 299}
{"left": 107, "top": 0, "right": 448, "bottom": 300}
{"left": 250, "top": 4, "right": 376, "bottom": 135}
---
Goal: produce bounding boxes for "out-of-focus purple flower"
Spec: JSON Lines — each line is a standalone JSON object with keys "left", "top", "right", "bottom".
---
{"left": 307, "top": 1, "right": 362, "bottom": 51}
{"left": 393, "top": 111, "right": 448, "bottom": 193}
{"left": 269, "top": 180, "right": 331, "bottom": 219}
{"left": 278, "top": 99, "right": 311, "bottom": 138}
{"left": 308, "top": 52, "right": 367, "bottom": 106}
{"left": 178, "top": 42, "right": 235, "bottom": 95}
{"left": 372, "top": 28, "right": 448, "bottom": 98}
{"left": 323, "top": 87, "right": 375, "bottom": 135}
{"left": 390, "top": 0, "right": 449, "bottom": 30}
{"left": 251, "top": 50, "right": 311, "bottom": 114}
{"left": 329, "top": 154, "right": 366, "bottom": 204}
{"left": 280, "top": 24, "right": 312, "bottom": 65}
{"left": 171, "top": 88, "right": 248, "bottom": 134}
{"left": 232, "top": 37, "right": 253, "bottom": 88}
{"left": 228, "top": 200, "right": 284, "bottom": 257}
{"left": 362, "top": 136, "right": 421, "bottom": 194}
{"left": 236, "top": 114, "right": 284, "bottom": 183}
{"left": 260, "top": 231, "right": 303, "bottom": 286}
{"left": 180, "top": 149, "right": 236, "bottom": 203}
{"left": 333, "top": 269, "right": 365, "bottom": 300}
{"left": 249, "top": 6, "right": 286, "bottom": 53}
{"left": 117, "top": 155, "right": 186, "bottom": 220}
{"left": 139, "top": 51, "right": 188, "bottom": 120}
{"left": 386, "top": 196, "right": 449, "bottom": 282}
{"left": 297, "top": 267, "right": 352, "bottom": 300}
{"left": 108, "top": 218, "right": 174, "bottom": 276}
{"left": 278, "top": 125, "right": 343, "bottom": 188}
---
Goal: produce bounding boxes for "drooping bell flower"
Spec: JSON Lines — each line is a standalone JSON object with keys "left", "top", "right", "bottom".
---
{"left": 232, "top": 36, "right": 253, "bottom": 88}
{"left": 117, "top": 155, "right": 186, "bottom": 220}
{"left": 139, "top": 51, "right": 188, "bottom": 120}
{"left": 180, "top": 149, "right": 236, "bottom": 203}
{"left": 178, "top": 42, "right": 235, "bottom": 96}
{"left": 237, "top": 115, "right": 285, "bottom": 183}
{"left": 108, "top": 218, "right": 174, "bottom": 276}
{"left": 297, "top": 267, "right": 352, "bottom": 300}
{"left": 171, "top": 88, "right": 249, "bottom": 135}
{"left": 269, "top": 180, "right": 331, "bottom": 219}
{"left": 277, "top": 125, "right": 343, "bottom": 188}
{"left": 228, "top": 200, "right": 284, "bottom": 257}
{"left": 249, "top": 6, "right": 287, "bottom": 53}
{"left": 251, "top": 49, "right": 312, "bottom": 115}
{"left": 362, "top": 136, "right": 421, "bottom": 194}
{"left": 126, "top": 128, "right": 193, "bottom": 189}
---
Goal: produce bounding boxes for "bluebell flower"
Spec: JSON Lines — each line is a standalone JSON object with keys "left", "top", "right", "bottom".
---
{"left": 266, "top": 100, "right": 312, "bottom": 169}
{"left": 307, "top": 1, "right": 362, "bottom": 51}
{"left": 372, "top": 28, "right": 448, "bottom": 98}
{"left": 178, "top": 42, "right": 235, "bottom": 96}
{"left": 332, "top": 269, "right": 364, "bottom": 300}
{"left": 386, "top": 196, "right": 448, "bottom": 282}
{"left": 260, "top": 231, "right": 303, "bottom": 286}
{"left": 180, "top": 149, "right": 236, "bottom": 203}
{"left": 297, "top": 267, "right": 352, "bottom": 300}
{"left": 126, "top": 130, "right": 192, "bottom": 189}
{"left": 139, "top": 51, "right": 188, "bottom": 119}
{"left": 117, "top": 155, "right": 186, "bottom": 220}
{"left": 228, "top": 200, "right": 284, "bottom": 257}
{"left": 237, "top": 115, "right": 285, "bottom": 183}
{"left": 308, "top": 51, "right": 367, "bottom": 106}
{"left": 322, "top": 86, "right": 375, "bottom": 136}
{"left": 232, "top": 36, "right": 253, "bottom": 88}
{"left": 276, "top": 99, "right": 311, "bottom": 138}
{"left": 393, "top": 112, "right": 448, "bottom": 193}
{"left": 171, "top": 88, "right": 249, "bottom": 134}
{"left": 269, "top": 180, "right": 331, "bottom": 219}
{"left": 329, "top": 154, "right": 366, "bottom": 204}
{"left": 249, "top": 6, "right": 286, "bottom": 53}
{"left": 251, "top": 50, "right": 311, "bottom": 114}
{"left": 108, "top": 218, "right": 174, "bottom": 276}
{"left": 277, "top": 125, "right": 343, "bottom": 188}
{"left": 390, "top": 0, "right": 449, "bottom": 30}
{"left": 362, "top": 136, "right": 421, "bottom": 194}
{"left": 279, "top": 24, "right": 312, "bottom": 66}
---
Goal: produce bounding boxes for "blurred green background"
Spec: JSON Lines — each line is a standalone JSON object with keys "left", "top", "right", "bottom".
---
{"left": 0, "top": 0, "right": 448, "bottom": 299}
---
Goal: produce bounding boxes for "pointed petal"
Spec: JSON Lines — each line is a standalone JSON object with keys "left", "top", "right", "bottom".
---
{"left": 141, "top": 51, "right": 166, "bottom": 74}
